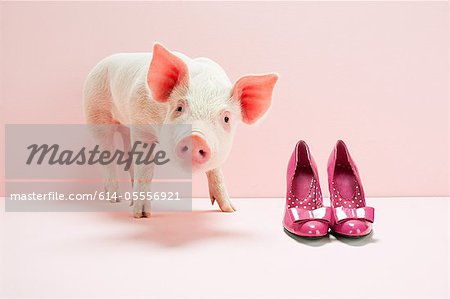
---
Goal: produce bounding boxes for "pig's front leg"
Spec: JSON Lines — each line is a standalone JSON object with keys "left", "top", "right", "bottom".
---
{"left": 206, "top": 168, "right": 236, "bottom": 212}
{"left": 132, "top": 163, "right": 154, "bottom": 218}
{"left": 130, "top": 127, "right": 156, "bottom": 218}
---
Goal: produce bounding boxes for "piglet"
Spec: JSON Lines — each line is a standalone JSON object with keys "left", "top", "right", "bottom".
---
{"left": 83, "top": 43, "right": 278, "bottom": 218}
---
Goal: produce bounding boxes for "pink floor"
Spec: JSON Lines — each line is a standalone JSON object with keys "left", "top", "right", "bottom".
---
{"left": 1, "top": 198, "right": 449, "bottom": 299}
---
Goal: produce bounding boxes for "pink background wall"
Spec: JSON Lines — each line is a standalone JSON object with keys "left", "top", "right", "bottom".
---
{"left": 1, "top": 1, "right": 448, "bottom": 197}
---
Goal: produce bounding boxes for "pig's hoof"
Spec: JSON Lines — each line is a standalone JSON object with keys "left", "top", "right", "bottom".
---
{"left": 221, "top": 206, "right": 236, "bottom": 212}
{"left": 132, "top": 200, "right": 151, "bottom": 218}
{"left": 133, "top": 211, "right": 144, "bottom": 218}
{"left": 133, "top": 211, "right": 151, "bottom": 218}
{"left": 219, "top": 202, "right": 237, "bottom": 212}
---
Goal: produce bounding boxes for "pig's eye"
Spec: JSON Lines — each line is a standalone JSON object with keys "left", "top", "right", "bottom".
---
{"left": 221, "top": 112, "right": 231, "bottom": 129}
{"left": 176, "top": 106, "right": 183, "bottom": 112}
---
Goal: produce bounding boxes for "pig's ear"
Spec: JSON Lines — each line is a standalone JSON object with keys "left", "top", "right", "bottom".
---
{"left": 231, "top": 74, "right": 278, "bottom": 124}
{"left": 147, "top": 43, "right": 189, "bottom": 103}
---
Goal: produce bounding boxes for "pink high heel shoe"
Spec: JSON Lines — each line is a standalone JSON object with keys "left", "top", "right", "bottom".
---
{"left": 328, "top": 140, "right": 374, "bottom": 237}
{"left": 283, "top": 141, "right": 332, "bottom": 238}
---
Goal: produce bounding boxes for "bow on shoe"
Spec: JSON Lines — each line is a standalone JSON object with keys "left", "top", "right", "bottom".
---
{"left": 333, "top": 206, "right": 375, "bottom": 224}
{"left": 287, "top": 207, "right": 332, "bottom": 224}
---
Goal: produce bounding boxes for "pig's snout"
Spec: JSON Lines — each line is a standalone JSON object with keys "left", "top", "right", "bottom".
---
{"left": 176, "top": 134, "right": 211, "bottom": 166}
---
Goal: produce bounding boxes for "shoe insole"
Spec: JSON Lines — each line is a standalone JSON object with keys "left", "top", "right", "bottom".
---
{"left": 292, "top": 165, "right": 314, "bottom": 199}
{"left": 334, "top": 165, "right": 356, "bottom": 199}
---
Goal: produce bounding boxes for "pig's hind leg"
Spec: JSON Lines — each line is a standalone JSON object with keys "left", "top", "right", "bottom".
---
{"left": 117, "top": 125, "right": 134, "bottom": 187}
{"left": 86, "top": 122, "right": 123, "bottom": 202}
{"left": 84, "top": 87, "right": 122, "bottom": 202}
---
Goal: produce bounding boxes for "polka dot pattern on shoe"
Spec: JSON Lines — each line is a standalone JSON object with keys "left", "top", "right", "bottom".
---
{"left": 330, "top": 179, "right": 366, "bottom": 208}
{"left": 287, "top": 178, "right": 323, "bottom": 211}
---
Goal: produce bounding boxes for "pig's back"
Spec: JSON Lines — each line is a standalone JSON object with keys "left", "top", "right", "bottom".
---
{"left": 92, "top": 53, "right": 159, "bottom": 124}
{"left": 102, "top": 53, "right": 152, "bottom": 99}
